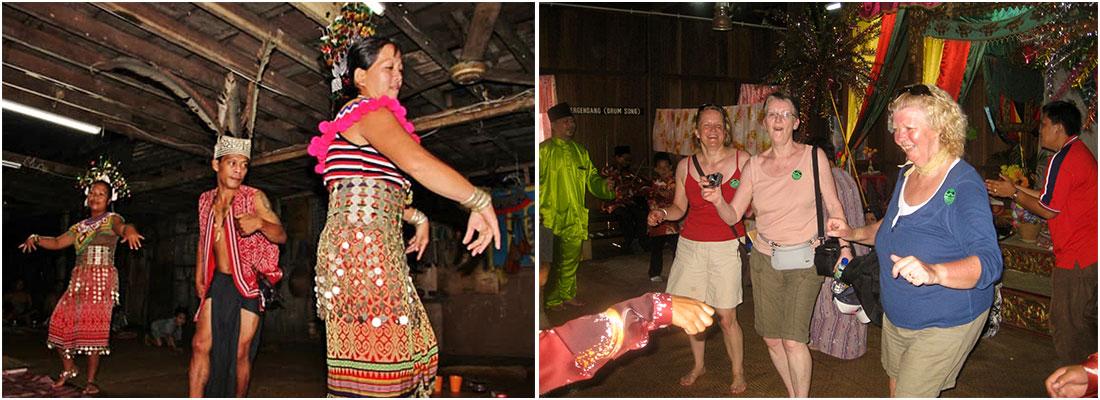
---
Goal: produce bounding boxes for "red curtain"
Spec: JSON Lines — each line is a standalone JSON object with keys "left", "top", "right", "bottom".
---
{"left": 936, "top": 40, "right": 971, "bottom": 100}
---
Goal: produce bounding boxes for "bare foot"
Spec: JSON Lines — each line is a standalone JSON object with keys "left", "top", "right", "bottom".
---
{"left": 730, "top": 374, "right": 747, "bottom": 394}
{"left": 51, "top": 369, "right": 77, "bottom": 388}
{"left": 82, "top": 382, "right": 100, "bottom": 396}
{"left": 679, "top": 368, "right": 705, "bottom": 386}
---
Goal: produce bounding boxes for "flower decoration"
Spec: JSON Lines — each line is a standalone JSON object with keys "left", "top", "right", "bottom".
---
{"left": 76, "top": 155, "right": 131, "bottom": 202}
{"left": 999, "top": 164, "right": 1029, "bottom": 188}
{"left": 999, "top": 163, "right": 1040, "bottom": 227}
{"left": 320, "top": 2, "right": 379, "bottom": 99}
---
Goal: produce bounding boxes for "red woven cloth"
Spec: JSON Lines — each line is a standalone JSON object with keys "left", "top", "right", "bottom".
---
{"left": 196, "top": 185, "right": 281, "bottom": 317}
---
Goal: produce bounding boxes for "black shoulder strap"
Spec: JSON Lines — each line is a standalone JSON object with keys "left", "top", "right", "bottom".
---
{"left": 691, "top": 154, "right": 706, "bottom": 178}
{"left": 812, "top": 145, "right": 825, "bottom": 241}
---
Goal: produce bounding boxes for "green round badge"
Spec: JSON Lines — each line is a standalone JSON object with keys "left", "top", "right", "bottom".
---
{"left": 729, "top": 178, "right": 741, "bottom": 188}
{"left": 792, "top": 170, "right": 803, "bottom": 180}
{"left": 944, "top": 188, "right": 957, "bottom": 205}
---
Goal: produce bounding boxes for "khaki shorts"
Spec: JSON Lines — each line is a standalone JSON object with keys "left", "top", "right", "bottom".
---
{"left": 881, "top": 309, "right": 989, "bottom": 397}
{"left": 666, "top": 237, "right": 743, "bottom": 309}
{"left": 749, "top": 248, "right": 822, "bottom": 342}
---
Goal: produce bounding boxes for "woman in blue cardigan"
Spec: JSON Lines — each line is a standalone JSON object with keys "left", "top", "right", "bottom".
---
{"left": 826, "top": 84, "right": 1002, "bottom": 397}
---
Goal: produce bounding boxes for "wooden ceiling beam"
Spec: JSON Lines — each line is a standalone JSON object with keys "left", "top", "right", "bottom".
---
{"left": 399, "top": 76, "right": 451, "bottom": 103}
{"left": 92, "top": 3, "right": 330, "bottom": 115}
{"left": 2, "top": 50, "right": 212, "bottom": 145}
{"left": 492, "top": 15, "right": 534, "bottom": 73}
{"left": 400, "top": 66, "right": 447, "bottom": 110}
{"left": 194, "top": 2, "right": 324, "bottom": 75}
{"left": 459, "top": 3, "right": 502, "bottom": 62}
{"left": 7, "top": 4, "right": 325, "bottom": 127}
{"left": 132, "top": 90, "right": 534, "bottom": 193}
{"left": 288, "top": 2, "right": 341, "bottom": 26}
{"left": 2, "top": 84, "right": 212, "bottom": 157}
{"left": 3, "top": 49, "right": 304, "bottom": 151}
{"left": 2, "top": 151, "right": 85, "bottom": 178}
{"left": 387, "top": 3, "right": 488, "bottom": 101}
{"left": 414, "top": 89, "right": 533, "bottom": 132}
{"left": 4, "top": 51, "right": 305, "bottom": 149}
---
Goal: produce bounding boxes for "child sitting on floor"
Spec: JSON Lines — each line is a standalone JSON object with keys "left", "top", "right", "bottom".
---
{"left": 144, "top": 308, "right": 187, "bottom": 352}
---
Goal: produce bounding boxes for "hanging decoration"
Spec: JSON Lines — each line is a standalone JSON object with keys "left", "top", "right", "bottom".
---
{"left": 1015, "top": 3, "right": 1097, "bottom": 128}
{"left": 768, "top": 8, "right": 879, "bottom": 119}
{"left": 76, "top": 156, "right": 131, "bottom": 202}
{"left": 320, "top": 2, "right": 379, "bottom": 99}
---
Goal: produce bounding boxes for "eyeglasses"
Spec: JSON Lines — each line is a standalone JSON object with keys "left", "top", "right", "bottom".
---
{"left": 896, "top": 84, "right": 933, "bottom": 99}
{"left": 765, "top": 111, "right": 797, "bottom": 120}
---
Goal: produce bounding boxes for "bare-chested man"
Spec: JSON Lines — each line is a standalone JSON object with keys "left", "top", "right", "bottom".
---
{"left": 188, "top": 135, "right": 286, "bottom": 397}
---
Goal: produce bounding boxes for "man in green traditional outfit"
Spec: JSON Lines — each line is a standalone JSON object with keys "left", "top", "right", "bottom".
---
{"left": 540, "top": 102, "right": 615, "bottom": 310}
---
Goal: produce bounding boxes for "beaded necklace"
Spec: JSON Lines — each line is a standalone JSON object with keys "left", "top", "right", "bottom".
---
{"left": 73, "top": 212, "right": 113, "bottom": 254}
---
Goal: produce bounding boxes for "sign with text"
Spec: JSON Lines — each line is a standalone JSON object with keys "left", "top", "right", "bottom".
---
{"left": 570, "top": 106, "right": 643, "bottom": 116}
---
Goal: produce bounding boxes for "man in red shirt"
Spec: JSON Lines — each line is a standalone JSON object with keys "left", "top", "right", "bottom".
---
{"left": 987, "top": 101, "right": 1097, "bottom": 364}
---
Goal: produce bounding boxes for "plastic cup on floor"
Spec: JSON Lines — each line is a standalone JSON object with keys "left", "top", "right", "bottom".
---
{"left": 433, "top": 376, "right": 443, "bottom": 394}
{"left": 449, "top": 375, "right": 463, "bottom": 394}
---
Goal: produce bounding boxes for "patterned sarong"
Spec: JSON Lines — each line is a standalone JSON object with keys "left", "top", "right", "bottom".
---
{"left": 315, "top": 177, "right": 437, "bottom": 397}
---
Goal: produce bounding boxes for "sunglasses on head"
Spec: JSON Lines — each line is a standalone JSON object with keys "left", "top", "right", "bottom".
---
{"left": 697, "top": 103, "right": 723, "bottom": 112}
{"left": 896, "top": 84, "right": 933, "bottom": 99}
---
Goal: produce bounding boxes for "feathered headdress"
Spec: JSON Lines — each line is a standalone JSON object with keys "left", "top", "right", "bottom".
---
{"left": 76, "top": 155, "right": 130, "bottom": 202}
{"left": 320, "top": 2, "right": 379, "bottom": 98}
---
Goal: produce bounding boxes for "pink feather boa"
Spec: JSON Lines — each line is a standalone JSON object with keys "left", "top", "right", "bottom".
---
{"left": 308, "top": 96, "right": 420, "bottom": 174}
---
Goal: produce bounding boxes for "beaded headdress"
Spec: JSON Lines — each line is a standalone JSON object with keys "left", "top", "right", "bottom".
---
{"left": 319, "top": 2, "right": 379, "bottom": 98}
{"left": 76, "top": 155, "right": 130, "bottom": 202}
{"left": 214, "top": 135, "right": 252, "bottom": 160}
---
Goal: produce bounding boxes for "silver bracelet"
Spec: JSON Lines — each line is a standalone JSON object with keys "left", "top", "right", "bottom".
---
{"left": 408, "top": 209, "right": 428, "bottom": 226}
{"left": 460, "top": 188, "right": 492, "bottom": 212}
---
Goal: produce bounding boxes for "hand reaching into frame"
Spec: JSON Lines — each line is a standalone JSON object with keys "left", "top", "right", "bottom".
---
{"left": 670, "top": 295, "right": 715, "bottom": 335}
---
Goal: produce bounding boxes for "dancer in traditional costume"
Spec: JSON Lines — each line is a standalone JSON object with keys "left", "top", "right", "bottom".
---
{"left": 188, "top": 135, "right": 287, "bottom": 397}
{"left": 308, "top": 36, "right": 501, "bottom": 397}
{"left": 19, "top": 157, "right": 145, "bottom": 396}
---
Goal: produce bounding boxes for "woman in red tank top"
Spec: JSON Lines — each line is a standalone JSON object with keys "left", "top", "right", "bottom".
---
{"left": 647, "top": 104, "right": 751, "bottom": 394}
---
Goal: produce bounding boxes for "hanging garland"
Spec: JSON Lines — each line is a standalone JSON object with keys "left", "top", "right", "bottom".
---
{"left": 319, "top": 2, "right": 379, "bottom": 99}
{"left": 767, "top": 8, "right": 879, "bottom": 119}
{"left": 1016, "top": 3, "right": 1097, "bottom": 128}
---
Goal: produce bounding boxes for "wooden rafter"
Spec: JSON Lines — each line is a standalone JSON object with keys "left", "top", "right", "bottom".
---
{"left": 459, "top": 3, "right": 502, "bottom": 62}
{"left": 92, "top": 3, "right": 329, "bottom": 115}
{"left": 2, "top": 151, "right": 85, "bottom": 177}
{"left": 288, "top": 2, "right": 341, "bottom": 26}
{"left": 1, "top": 58, "right": 208, "bottom": 146}
{"left": 194, "top": 3, "right": 323, "bottom": 75}
{"left": 387, "top": 3, "right": 488, "bottom": 101}
{"left": 5, "top": 4, "right": 324, "bottom": 128}
{"left": 2, "top": 84, "right": 212, "bottom": 157}
{"left": 493, "top": 15, "right": 534, "bottom": 73}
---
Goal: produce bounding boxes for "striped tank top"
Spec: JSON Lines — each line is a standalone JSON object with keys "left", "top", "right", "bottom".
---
{"left": 322, "top": 133, "right": 410, "bottom": 189}
{"left": 311, "top": 96, "right": 420, "bottom": 191}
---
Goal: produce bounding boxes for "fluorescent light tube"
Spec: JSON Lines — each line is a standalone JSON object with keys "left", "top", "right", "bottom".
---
{"left": 1, "top": 99, "right": 102, "bottom": 135}
{"left": 364, "top": 1, "right": 385, "bottom": 15}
